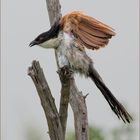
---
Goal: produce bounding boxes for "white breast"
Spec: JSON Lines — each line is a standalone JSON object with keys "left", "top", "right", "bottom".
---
{"left": 39, "top": 33, "right": 63, "bottom": 49}
{"left": 56, "top": 33, "right": 72, "bottom": 67}
{"left": 56, "top": 32, "right": 91, "bottom": 75}
{"left": 37, "top": 31, "right": 70, "bottom": 68}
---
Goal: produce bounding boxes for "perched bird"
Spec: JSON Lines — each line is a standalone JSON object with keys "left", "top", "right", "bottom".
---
{"left": 29, "top": 11, "right": 132, "bottom": 123}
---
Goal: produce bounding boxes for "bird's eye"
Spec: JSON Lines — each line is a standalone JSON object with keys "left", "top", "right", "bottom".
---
{"left": 35, "top": 36, "right": 44, "bottom": 42}
{"left": 39, "top": 37, "right": 43, "bottom": 40}
{"left": 36, "top": 37, "right": 40, "bottom": 41}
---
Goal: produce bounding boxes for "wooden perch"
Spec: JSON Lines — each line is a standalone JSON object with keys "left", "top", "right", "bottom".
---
{"left": 45, "top": 0, "right": 89, "bottom": 139}
{"left": 58, "top": 66, "right": 73, "bottom": 139}
{"left": 45, "top": 0, "right": 62, "bottom": 26}
{"left": 28, "top": 0, "right": 89, "bottom": 140}
{"left": 28, "top": 61, "right": 73, "bottom": 140}
{"left": 28, "top": 61, "right": 63, "bottom": 140}
{"left": 69, "top": 79, "right": 89, "bottom": 140}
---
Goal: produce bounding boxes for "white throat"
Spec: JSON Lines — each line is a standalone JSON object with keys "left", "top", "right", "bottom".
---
{"left": 39, "top": 32, "right": 63, "bottom": 49}
{"left": 56, "top": 32, "right": 91, "bottom": 75}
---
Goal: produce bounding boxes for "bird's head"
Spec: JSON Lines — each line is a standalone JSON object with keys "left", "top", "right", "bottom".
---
{"left": 29, "top": 33, "right": 46, "bottom": 47}
{"left": 29, "top": 21, "right": 61, "bottom": 48}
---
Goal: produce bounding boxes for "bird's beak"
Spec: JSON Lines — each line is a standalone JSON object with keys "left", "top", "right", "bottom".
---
{"left": 29, "top": 40, "right": 37, "bottom": 47}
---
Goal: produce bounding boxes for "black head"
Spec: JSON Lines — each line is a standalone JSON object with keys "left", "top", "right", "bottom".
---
{"left": 29, "top": 21, "right": 60, "bottom": 47}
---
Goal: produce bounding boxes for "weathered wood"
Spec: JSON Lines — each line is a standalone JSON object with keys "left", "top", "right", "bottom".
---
{"left": 45, "top": 1, "right": 71, "bottom": 139}
{"left": 45, "top": 0, "right": 89, "bottom": 140}
{"left": 28, "top": 61, "right": 63, "bottom": 140}
{"left": 45, "top": 0, "right": 62, "bottom": 26}
{"left": 70, "top": 78, "right": 89, "bottom": 140}
{"left": 58, "top": 66, "right": 73, "bottom": 139}
{"left": 45, "top": 0, "right": 62, "bottom": 67}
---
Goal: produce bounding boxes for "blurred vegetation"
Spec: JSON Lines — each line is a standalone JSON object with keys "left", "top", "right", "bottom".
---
{"left": 88, "top": 127, "right": 105, "bottom": 140}
{"left": 25, "top": 122, "right": 135, "bottom": 140}
{"left": 25, "top": 126, "right": 44, "bottom": 140}
{"left": 25, "top": 111, "right": 135, "bottom": 140}
{"left": 65, "top": 107, "right": 135, "bottom": 140}
{"left": 111, "top": 123, "right": 135, "bottom": 140}
{"left": 66, "top": 122, "right": 135, "bottom": 140}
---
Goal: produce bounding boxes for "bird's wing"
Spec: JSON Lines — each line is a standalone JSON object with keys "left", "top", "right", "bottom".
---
{"left": 60, "top": 11, "right": 116, "bottom": 50}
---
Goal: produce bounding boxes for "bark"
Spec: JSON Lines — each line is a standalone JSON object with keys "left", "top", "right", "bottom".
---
{"left": 45, "top": 0, "right": 89, "bottom": 140}
{"left": 28, "top": 0, "right": 89, "bottom": 139}
{"left": 58, "top": 66, "right": 72, "bottom": 139}
{"left": 69, "top": 78, "right": 89, "bottom": 140}
{"left": 28, "top": 61, "right": 73, "bottom": 140}
{"left": 28, "top": 61, "right": 63, "bottom": 140}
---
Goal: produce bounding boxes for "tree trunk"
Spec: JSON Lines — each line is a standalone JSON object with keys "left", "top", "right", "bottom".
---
{"left": 45, "top": 1, "right": 89, "bottom": 139}
{"left": 28, "top": 0, "right": 89, "bottom": 139}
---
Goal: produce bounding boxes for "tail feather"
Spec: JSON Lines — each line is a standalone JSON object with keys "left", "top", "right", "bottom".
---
{"left": 89, "top": 65, "right": 132, "bottom": 123}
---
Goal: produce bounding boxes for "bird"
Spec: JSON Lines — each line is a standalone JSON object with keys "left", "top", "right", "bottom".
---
{"left": 29, "top": 11, "right": 132, "bottom": 123}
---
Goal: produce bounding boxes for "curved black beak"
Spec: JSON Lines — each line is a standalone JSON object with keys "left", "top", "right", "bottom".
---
{"left": 29, "top": 40, "right": 37, "bottom": 47}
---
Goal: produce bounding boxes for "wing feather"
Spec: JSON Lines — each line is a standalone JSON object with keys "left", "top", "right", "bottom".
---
{"left": 61, "top": 11, "right": 116, "bottom": 50}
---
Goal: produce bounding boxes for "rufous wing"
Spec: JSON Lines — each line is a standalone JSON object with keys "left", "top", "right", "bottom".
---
{"left": 61, "top": 11, "right": 116, "bottom": 50}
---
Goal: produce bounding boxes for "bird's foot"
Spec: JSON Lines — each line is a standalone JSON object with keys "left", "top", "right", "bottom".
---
{"left": 57, "top": 66, "right": 73, "bottom": 81}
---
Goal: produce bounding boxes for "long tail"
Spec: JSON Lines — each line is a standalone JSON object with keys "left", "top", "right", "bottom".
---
{"left": 88, "top": 65, "right": 132, "bottom": 123}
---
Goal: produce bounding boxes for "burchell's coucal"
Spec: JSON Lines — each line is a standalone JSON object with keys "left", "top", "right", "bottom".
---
{"left": 29, "top": 11, "right": 132, "bottom": 123}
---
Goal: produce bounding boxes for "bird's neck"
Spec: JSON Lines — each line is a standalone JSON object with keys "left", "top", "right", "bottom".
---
{"left": 39, "top": 32, "right": 63, "bottom": 49}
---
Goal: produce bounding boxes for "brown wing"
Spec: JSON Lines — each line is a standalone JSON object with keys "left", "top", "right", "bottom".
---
{"left": 61, "top": 11, "right": 116, "bottom": 50}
